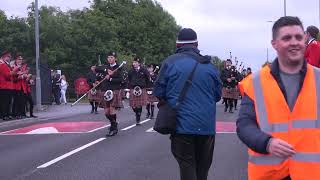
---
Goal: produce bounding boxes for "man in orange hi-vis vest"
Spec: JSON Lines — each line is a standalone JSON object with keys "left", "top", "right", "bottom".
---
{"left": 237, "top": 16, "right": 320, "bottom": 180}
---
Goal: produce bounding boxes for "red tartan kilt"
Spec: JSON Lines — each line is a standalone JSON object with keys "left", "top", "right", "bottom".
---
{"left": 233, "top": 87, "right": 240, "bottom": 99}
{"left": 98, "top": 90, "right": 123, "bottom": 109}
{"left": 147, "top": 94, "right": 158, "bottom": 102}
{"left": 146, "top": 88, "right": 158, "bottom": 102}
{"left": 129, "top": 89, "right": 148, "bottom": 108}
{"left": 88, "top": 90, "right": 100, "bottom": 101}
{"left": 222, "top": 87, "right": 237, "bottom": 99}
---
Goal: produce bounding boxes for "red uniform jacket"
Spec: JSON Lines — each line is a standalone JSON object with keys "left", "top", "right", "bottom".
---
{"left": 305, "top": 39, "right": 320, "bottom": 68}
{"left": 13, "top": 64, "right": 27, "bottom": 94}
{"left": 0, "top": 60, "right": 14, "bottom": 90}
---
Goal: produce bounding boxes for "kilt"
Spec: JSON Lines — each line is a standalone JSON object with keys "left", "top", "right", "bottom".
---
{"left": 129, "top": 89, "right": 148, "bottom": 108}
{"left": 146, "top": 88, "right": 158, "bottom": 103}
{"left": 88, "top": 90, "right": 100, "bottom": 102}
{"left": 98, "top": 90, "right": 123, "bottom": 109}
{"left": 222, "top": 87, "right": 237, "bottom": 99}
{"left": 233, "top": 87, "right": 240, "bottom": 99}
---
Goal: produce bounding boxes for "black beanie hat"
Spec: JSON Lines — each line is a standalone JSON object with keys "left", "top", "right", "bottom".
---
{"left": 133, "top": 56, "right": 142, "bottom": 63}
{"left": 107, "top": 51, "right": 117, "bottom": 58}
{"left": 176, "top": 28, "right": 198, "bottom": 44}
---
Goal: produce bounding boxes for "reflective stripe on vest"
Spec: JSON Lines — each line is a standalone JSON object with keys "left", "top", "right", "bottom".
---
{"left": 249, "top": 152, "right": 320, "bottom": 165}
{"left": 249, "top": 67, "right": 320, "bottom": 165}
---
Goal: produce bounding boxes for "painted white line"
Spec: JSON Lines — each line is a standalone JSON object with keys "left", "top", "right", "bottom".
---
{"left": 88, "top": 125, "right": 110, "bottom": 133}
{"left": 37, "top": 138, "right": 106, "bottom": 169}
{"left": 216, "top": 132, "right": 236, "bottom": 134}
{"left": 146, "top": 127, "right": 155, "bottom": 132}
{"left": 121, "top": 119, "right": 151, "bottom": 131}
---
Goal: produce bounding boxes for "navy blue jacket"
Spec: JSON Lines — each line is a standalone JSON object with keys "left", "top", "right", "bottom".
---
{"left": 153, "top": 46, "right": 222, "bottom": 135}
{"left": 236, "top": 59, "right": 307, "bottom": 154}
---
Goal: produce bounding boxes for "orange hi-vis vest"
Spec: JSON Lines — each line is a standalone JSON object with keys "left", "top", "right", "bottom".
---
{"left": 239, "top": 64, "right": 320, "bottom": 180}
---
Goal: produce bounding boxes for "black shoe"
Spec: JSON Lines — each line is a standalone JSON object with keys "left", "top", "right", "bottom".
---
{"left": 229, "top": 110, "right": 233, "bottom": 113}
{"left": 30, "top": 115, "right": 38, "bottom": 118}
{"left": 146, "top": 113, "right": 150, "bottom": 119}
{"left": 107, "top": 129, "right": 118, "bottom": 136}
{"left": 3, "top": 117, "right": 10, "bottom": 121}
{"left": 150, "top": 114, "right": 154, "bottom": 119}
{"left": 91, "top": 110, "right": 94, "bottom": 114}
{"left": 224, "top": 108, "right": 227, "bottom": 112}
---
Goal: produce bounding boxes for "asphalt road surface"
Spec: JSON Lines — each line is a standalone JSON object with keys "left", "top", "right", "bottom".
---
{"left": 0, "top": 101, "right": 248, "bottom": 180}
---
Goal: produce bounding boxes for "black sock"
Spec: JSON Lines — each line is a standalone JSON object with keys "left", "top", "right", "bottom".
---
{"left": 94, "top": 102, "right": 98, "bottom": 111}
{"left": 146, "top": 104, "right": 150, "bottom": 114}
{"left": 151, "top": 105, "right": 154, "bottom": 116}
{"left": 90, "top": 101, "right": 94, "bottom": 110}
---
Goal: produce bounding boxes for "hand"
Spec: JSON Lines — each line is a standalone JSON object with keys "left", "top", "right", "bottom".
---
{"left": 227, "top": 78, "right": 232, "bottom": 82}
{"left": 105, "top": 75, "right": 110, "bottom": 80}
{"left": 107, "top": 69, "right": 114, "bottom": 76}
{"left": 267, "top": 138, "right": 295, "bottom": 158}
{"left": 231, "top": 77, "right": 236, "bottom": 80}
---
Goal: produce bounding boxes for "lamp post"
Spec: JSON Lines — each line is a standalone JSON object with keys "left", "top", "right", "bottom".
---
{"left": 266, "top": 21, "right": 274, "bottom": 63}
{"left": 284, "top": 0, "right": 287, "bottom": 16}
{"left": 35, "top": 0, "right": 42, "bottom": 110}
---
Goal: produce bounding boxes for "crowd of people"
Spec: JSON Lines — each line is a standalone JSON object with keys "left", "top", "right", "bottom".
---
{"left": 85, "top": 52, "right": 159, "bottom": 136}
{"left": 0, "top": 52, "right": 37, "bottom": 120}
{"left": 51, "top": 70, "right": 69, "bottom": 105}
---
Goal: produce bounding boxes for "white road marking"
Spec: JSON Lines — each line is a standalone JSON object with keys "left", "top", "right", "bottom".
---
{"left": 88, "top": 124, "right": 110, "bottom": 133}
{"left": 121, "top": 119, "right": 151, "bottom": 131}
{"left": 37, "top": 138, "right": 106, "bottom": 169}
{"left": 216, "top": 132, "right": 236, "bottom": 134}
{"left": 146, "top": 127, "right": 155, "bottom": 132}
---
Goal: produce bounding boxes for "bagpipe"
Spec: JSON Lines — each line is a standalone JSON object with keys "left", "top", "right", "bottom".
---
{"left": 71, "top": 61, "right": 127, "bottom": 106}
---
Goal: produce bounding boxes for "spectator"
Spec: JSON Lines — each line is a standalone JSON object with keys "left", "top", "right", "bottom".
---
{"left": 305, "top": 25, "right": 320, "bottom": 67}
{"left": 60, "top": 75, "right": 68, "bottom": 105}
{"left": 153, "top": 28, "right": 222, "bottom": 180}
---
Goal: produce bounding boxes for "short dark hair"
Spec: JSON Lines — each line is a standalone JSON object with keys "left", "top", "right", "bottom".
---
{"left": 15, "top": 53, "right": 23, "bottom": 60}
{"left": 272, "top": 16, "right": 304, "bottom": 40}
{"left": 1, "top": 50, "right": 11, "bottom": 58}
{"left": 306, "top": 25, "right": 319, "bottom": 39}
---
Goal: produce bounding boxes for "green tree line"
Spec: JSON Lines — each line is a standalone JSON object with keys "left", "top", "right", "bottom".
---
{"left": 0, "top": 0, "right": 225, "bottom": 97}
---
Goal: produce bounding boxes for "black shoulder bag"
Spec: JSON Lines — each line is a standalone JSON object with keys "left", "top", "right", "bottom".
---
{"left": 154, "top": 54, "right": 200, "bottom": 135}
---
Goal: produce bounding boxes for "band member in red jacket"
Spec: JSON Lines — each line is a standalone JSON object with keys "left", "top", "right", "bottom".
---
{"left": 0, "top": 51, "right": 18, "bottom": 120}
{"left": 12, "top": 54, "right": 29, "bottom": 119}
{"left": 305, "top": 25, "right": 320, "bottom": 67}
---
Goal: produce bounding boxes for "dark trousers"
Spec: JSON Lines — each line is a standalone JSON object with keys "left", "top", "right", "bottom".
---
{"left": 13, "top": 90, "right": 26, "bottom": 116}
{"left": 170, "top": 134, "right": 215, "bottom": 180}
{"left": 223, "top": 98, "right": 233, "bottom": 112}
{"left": 53, "top": 88, "right": 61, "bottom": 104}
{"left": 0, "top": 89, "right": 12, "bottom": 118}
{"left": 25, "top": 93, "right": 34, "bottom": 116}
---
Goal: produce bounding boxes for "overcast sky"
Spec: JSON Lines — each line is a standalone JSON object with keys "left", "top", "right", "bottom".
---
{"left": 2, "top": 0, "right": 320, "bottom": 71}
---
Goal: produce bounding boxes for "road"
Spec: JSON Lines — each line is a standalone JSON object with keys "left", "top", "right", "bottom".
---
{"left": 0, "top": 102, "right": 248, "bottom": 180}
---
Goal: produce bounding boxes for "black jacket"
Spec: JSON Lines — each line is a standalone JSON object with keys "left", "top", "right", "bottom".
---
{"left": 127, "top": 67, "right": 149, "bottom": 89}
{"left": 95, "top": 64, "right": 123, "bottom": 91}
{"left": 87, "top": 71, "right": 96, "bottom": 88}
{"left": 236, "top": 59, "right": 307, "bottom": 154}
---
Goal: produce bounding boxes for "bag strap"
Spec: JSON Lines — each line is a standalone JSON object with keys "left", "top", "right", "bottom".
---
{"left": 175, "top": 52, "right": 202, "bottom": 107}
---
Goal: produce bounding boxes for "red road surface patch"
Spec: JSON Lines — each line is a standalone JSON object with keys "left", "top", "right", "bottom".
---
{"left": 216, "top": 122, "right": 236, "bottom": 132}
{"left": 1, "top": 121, "right": 108, "bottom": 135}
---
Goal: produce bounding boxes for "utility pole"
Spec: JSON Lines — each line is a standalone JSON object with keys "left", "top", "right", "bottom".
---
{"left": 35, "top": 0, "right": 42, "bottom": 110}
{"left": 284, "top": 0, "right": 287, "bottom": 16}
